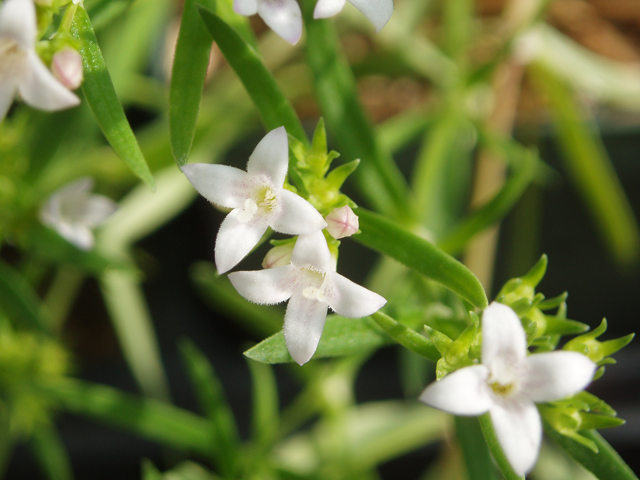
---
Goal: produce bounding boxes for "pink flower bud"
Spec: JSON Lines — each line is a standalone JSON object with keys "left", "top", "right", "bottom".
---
{"left": 324, "top": 205, "right": 359, "bottom": 239}
{"left": 262, "top": 243, "right": 294, "bottom": 269}
{"left": 52, "top": 48, "right": 84, "bottom": 90}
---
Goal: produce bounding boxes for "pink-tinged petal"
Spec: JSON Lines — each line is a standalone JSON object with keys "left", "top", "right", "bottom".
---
{"left": 420, "top": 365, "right": 493, "bottom": 415}
{"left": 246, "top": 126, "right": 289, "bottom": 186}
{"left": 215, "top": 210, "right": 268, "bottom": 274}
{"left": 325, "top": 205, "right": 358, "bottom": 239}
{"left": 234, "top": 0, "right": 258, "bottom": 15}
{"left": 482, "top": 302, "right": 527, "bottom": 368}
{"left": 325, "top": 272, "right": 386, "bottom": 318}
{"left": 55, "top": 222, "right": 94, "bottom": 250}
{"left": 272, "top": 189, "right": 327, "bottom": 235}
{"left": 51, "top": 47, "right": 83, "bottom": 90}
{"left": 313, "top": 0, "right": 347, "bottom": 18}
{"left": 522, "top": 351, "right": 596, "bottom": 403}
{"left": 0, "top": 76, "right": 18, "bottom": 122}
{"left": 290, "top": 231, "right": 333, "bottom": 272}
{"left": 284, "top": 293, "right": 328, "bottom": 365}
{"left": 347, "top": 0, "right": 393, "bottom": 31}
{"left": 0, "top": 0, "right": 36, "bottom": 48}
{"left": 19, "top": 51, "right": 80, "bottom": 111}
{"left": 79, "top": 195, "right": 118, "bottom": 227}
{"left": 181, "top": 163, "right": 250, "bottom": 209}
{"left": 490, "top": 400, "right": 541, "bottom": 476}
{"left": 257, "top": 0, "right": 302, "bottom": 45}
{"left": 228, "top": 265, "right": 296, "bottom": 305}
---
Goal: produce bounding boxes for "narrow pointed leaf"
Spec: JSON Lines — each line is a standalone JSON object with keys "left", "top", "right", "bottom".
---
{"left": 0, "top": 260, "right": 48, "bottom": 332}
{"left": 371, "top": 312, "right": 440, "bottom": 362}
{"left": 41, "top": 379, "right": 214, "bottom": 456}
{"left": 71, "top": 7, "right": 155, "bottom": 188}
{"left": 355, "top": 208, "right": 488, "bottom": 309}
{"left": 543, "top": 315, "right": 589, "bottom": 335}
{"left": 30, "top": 425, "right": 73, "bottom": 480}
{"left": 478, "top": 414, "right": 525, "bottom": 480}
{"left": 247, "top": 360, "right": 279, "bottom": 447}
{"left": 197, "top": 6, "right": 308, "bottom": 146}
{"left": 244, "top": 314, "right": 391, "bottom": 363}
{"left": 456, "top": 416, "right": 498, "bottom": 480}
{"left": 170, "top": 0, "right": 217, "bottom": 166}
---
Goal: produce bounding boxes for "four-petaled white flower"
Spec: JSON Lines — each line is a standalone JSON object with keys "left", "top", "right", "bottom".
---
{"left": 314, "top": 0, "right": 393, "bottom": 32}
{"left": 40, "top": 178, "right": 118, "bottom": 250}
{"left": 420, "top": 302, "right": 596, "bottom": 476}
{"left": 234, "top": 0, "right": 302, "bottom": 45}
{"left": 0, "top": 0, "right": 80, "bottom": 122}
{"left": 229, "top": 231, "right": 387, "bottom": 365}
{"left": 182, "top": 127, "right": 327, "bottom": 274}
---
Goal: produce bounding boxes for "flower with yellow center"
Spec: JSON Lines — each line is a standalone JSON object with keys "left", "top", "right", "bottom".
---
{"left": 229, "top": 231, "right": 387, "bottom": 365}
{"left": 420, "top": 302, "right": 596, "bottom": 476}
{"left": 182, "top": 127, "right": 327, "bottom": 274}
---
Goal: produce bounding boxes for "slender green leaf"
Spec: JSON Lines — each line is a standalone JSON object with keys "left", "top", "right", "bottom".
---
{"left": 197, "top": 6, "right": 308, "bottom": 146}
{"left": 437, "top": 148, "right": 538, "bottom": 255}
{"left": 42, "top": 379, "right": 214, "bottom": 456}
{"left": 247, "top": 360, "right": 279, "bottom": 447}
{"left": 532, "top": 64, "right": 640, "bottom": 265}
{"left": 179, "top": 339, "right": 239, "bottom": 476}
{"left": 456, "top": 416, "right": 498, "bottom": 480}
{"left": 71, "top": 6, "right": 155, "bottom": 188}
{"left": 478, "top": 414, "right": 525, "bottom": 480}
{"left": 244, "top": 314, "right": 391, "bottom": 364}
{"left": 355, "top": 208, "right": 488, "bottom": 309}
{"left": 0, "top": 260, "right": 48, "bottom": 332}
{"left": 544, "top": 423, "right": 638, "bottom": 480}
{"left": 302, "top": 4, "right": 412, "bottom": 219}
{"left": 30, "top": 425, "right": 73, "bottom": 480}
{"left": 371, "top": 312, "right": 440, "bottom": 362}
{"left": 170, "top": 0, "right": 217, "bottom": 165}
{"left": 141, "top": 460, "right": 163, "bottom": 480}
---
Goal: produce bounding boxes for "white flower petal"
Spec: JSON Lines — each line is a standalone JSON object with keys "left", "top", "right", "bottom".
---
{"left": 228, "top": 265, "right": 296, "bottom": 305}
{"left": 181, "top": 163, "right": 250, "bottom": 209}
{"left": 19, "top": 51, "right": 80, "bottom": 111}
{"left": 290, "top": 231, "right": 333, "bottom": 272}
{"left": 313, "top": 0, "right": 347, "bottom": 18}
{"left": 347, "top": 0, "right": 393, "bottom": 31}
{"left": 419, "top": 365, "right": 493, "bottom": 415}
{"left": 325, "top": 272, "right": 386, "bottom": 318}
{"left": 482, "top": 302, "right": 527, "bottom": 368}
{"left": 284, "top": 293, "right": 328, "bottom": 365}
{"left": 246, "top": 126, "right": 289, "bottom": 186}
{"left": 257, "top": 0, "right": 302, "bottom": 45}
{"left": 272, "top": 189, "right": 327, "bottom": 235}
{"left": 490, "top": 400, "right": 541, "bottom": 476}
{"left": 215, "top": 210, "right": 268, "bottom": 274}
{"left": 55, "top": 222, "right": 94, "bottom": 250}
{"left": 234, "top": 0, "right": 258, "bottom": 15}
{"left": 522, "top": 351, "right": 596, "bottom": 402}
{"left": 57, "top": 177, "right": 94, "bottom": 196}
{"left": 0, "top": 0, "right": 36, "bottom": 48}
{"left": 0, "top": 76, "right": 19, "bottom": 122}
{"left": 79, "top": 195, "right": 118, "bottom": 227}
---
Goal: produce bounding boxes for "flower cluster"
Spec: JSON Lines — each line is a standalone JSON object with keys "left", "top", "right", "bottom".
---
{"left": 233, "top": 0, "right": 394, "bottom": 44}
{"left": 0, "top": 0, "right": 81, "bottom": 123}
{"left": 182, "top": 127, "right": 386, "bottom": 364}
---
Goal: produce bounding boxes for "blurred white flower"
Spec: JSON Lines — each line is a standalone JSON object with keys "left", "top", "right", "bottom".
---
{"left": 51, "top": 47, "right": 84, "bottom": 90}
{"left": 420, "top": 302, "right": 596, "bottom": 476}
{"left": 0, "top": 0, "right": 80, "bottom": 122}
{"left": 325, "top": 205, "right": 358, "bottom": 239}
{"left": 182, "top": 127, "right": 326, "bottom": 274}
{"left": 313, "top": 0, "right": 393, "bottom": 32}
{"left": 229, "top": 231, "right": 387, "bottom": 365}
{"left": 233, "top": 0, "right": 302, "bottom": 44}
{"left": 40, "top": 178, "right": 118, "bottom": 250}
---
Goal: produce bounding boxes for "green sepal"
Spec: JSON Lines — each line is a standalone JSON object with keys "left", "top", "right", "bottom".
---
{"left": 423, "top": 325, "right": 452, "bottom": 357}
{"left": 543, "top": 315, "right": 590, "bottom": 335}
{"left": 434, "top": 319, "right": 478, "bottom": 379}
{"left": 563, "top": 319, "right": 635, "bottom": 364}
{"left": 497, "top": 254, "right": 548, "bottom": 305}
{"left": 537, "top": 292, "right": 569, "bottom": 310}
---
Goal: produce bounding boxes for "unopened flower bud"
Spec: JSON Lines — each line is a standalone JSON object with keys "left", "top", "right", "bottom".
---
{"left": 324, "top": 205, "right": 358, "bottom": 239}
{"left": 52, "top": 47, "right": 84, "bottom": 90}
{"left": 262, "top": 243, "right": 294, "bottom": 269}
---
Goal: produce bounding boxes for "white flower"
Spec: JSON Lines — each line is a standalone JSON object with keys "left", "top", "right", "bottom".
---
{"left": 182, "top": 127, "right": 327, "bottom": 274}
{"left": 0, "top": 0, "right": 80, "bottom": 122}
{"left": 313, "top": 0, "right": 393, "bottom": 32}
{"left": 234, "top": 0, "right": 302, "bottom": 45}
{"left": 40, "top": 178, "right": 118, "bottom": 250}
{"left": 325, "top": 205, "right": 358, "bottom": 239}
{"left": 229, "top": 231, "right": 387, "bottom": 365}
{"left": 419, "top": 302, "right": 596, "bottom": 476}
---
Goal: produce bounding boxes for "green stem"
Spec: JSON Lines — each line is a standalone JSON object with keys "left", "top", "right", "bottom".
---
{"left": 478, "top": 414, "right": 525, "bottom": 480}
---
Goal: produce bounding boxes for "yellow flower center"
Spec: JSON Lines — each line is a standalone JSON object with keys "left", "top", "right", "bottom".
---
{"left": 237, "top": 185, "right": 278, "bottom": 223}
